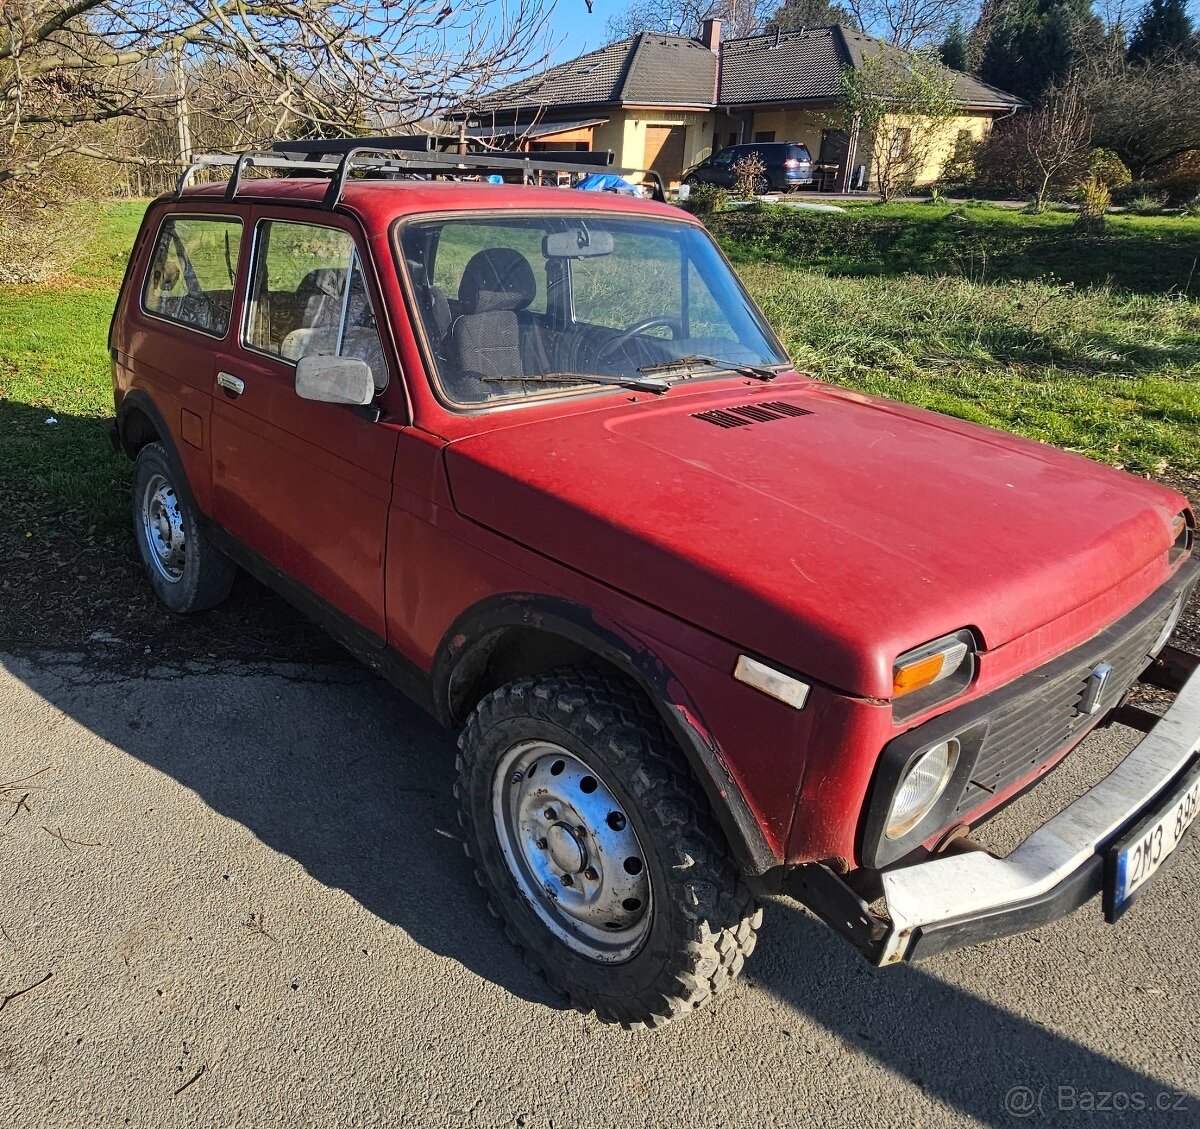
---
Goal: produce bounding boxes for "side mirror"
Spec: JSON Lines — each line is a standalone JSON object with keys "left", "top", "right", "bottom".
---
{"left": 295, "top": 355, "right": 374, "bottom": 406}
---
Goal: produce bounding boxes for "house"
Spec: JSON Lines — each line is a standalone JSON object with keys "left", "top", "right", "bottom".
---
{"left": 450, "top": 22, "right": 1023, "bottom": 191}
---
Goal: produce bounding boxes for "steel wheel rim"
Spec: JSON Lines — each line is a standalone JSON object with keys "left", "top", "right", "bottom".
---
{"left": 492, "top": 740, "right": 652, "bottom": 963}
{"left": 140, "top": 472, "right": 186, "bottom": 583}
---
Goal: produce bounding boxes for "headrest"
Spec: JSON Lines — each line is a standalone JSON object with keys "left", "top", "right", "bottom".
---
{"left": 459, "top": 248, "right": 536, "bottom": 314}
{"left": 297, "top": 267, "right": 345, "bottom": 298}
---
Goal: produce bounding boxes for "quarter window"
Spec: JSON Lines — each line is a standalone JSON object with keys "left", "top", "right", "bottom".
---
{"left": 142, "top": 216, "right": 242, "bottom": 336}
{"left": 244, "top": 220, "right": 387, "bottom": 387}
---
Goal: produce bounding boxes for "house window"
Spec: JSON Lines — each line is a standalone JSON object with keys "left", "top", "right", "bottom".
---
{"left": 727, "top": 132, "right": 739, "bottom": 147}
{"left": 890, "top": 127, "right": 912, "bottom": 161}
{"left": 753, "top": 130, "right": 775, "bottom": 143}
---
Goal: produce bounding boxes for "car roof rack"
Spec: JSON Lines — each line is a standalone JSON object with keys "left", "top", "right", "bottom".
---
{"left": 173, "top": 141, "right": 667, "bottom": 207}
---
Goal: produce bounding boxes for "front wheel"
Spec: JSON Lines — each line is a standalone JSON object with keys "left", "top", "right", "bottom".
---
{"left": 455, "top": 669, "right": 761, "bottom": 1027}
{"left": 131, "top": 442, "right": 236, "bottom": 613}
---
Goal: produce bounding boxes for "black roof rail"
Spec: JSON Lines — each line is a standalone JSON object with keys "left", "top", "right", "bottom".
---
{"left": 173, "top": 145, "right": 667, "bottom": 207}
{"left": 272, "top": 134, "right": 438, "bottom": 159}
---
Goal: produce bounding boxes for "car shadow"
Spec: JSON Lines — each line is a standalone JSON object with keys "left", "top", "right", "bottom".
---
{"left": 5, "top": 651, "right": 1190, "bottom": 1123}
{"left": 748, "top": 904, "right": 1191, "bottom": 1123}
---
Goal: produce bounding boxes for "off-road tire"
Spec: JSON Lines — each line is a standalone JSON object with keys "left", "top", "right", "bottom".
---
{"left": 456, "top": 667, "right": 762, "bottom": 1028}
{"left": 131, "top": 442, "right": 236, "bottom": 613}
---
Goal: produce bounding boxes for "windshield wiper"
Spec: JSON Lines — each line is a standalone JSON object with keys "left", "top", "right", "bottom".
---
{"left": 638, "top": 355, "right": 786, "bottom": 382}
{"left": 481, "top": 371, "right": 670, "bottom": 394}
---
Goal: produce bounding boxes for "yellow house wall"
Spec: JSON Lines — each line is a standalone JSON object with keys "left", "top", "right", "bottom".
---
{"left": 571, "top": 106, "right": 998, "bottom": 188}
{"left": 877, "top": 111, "right": 995, "bottom": 186}
{"left": 593, "top": 109, "right": 715, "bottom": 183}
{"left": 746, "top": 109, "right": 833, "bottom": 155}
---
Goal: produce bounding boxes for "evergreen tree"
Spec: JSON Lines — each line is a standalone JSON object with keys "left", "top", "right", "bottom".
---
{"left": 939, "top": 22, "right": 971, "bottom": 71}
{"left": 979, "top": 0, "right": 1104, "bottom": 104}
{"left": 1127, "top": 0, "right": 1196, "bottom": 62}
{"left": 766, "top": 0, "right": 858, "bottom": 32}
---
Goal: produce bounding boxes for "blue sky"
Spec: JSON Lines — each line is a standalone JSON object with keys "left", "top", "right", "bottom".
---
{"left": 548, "top": 0, "right": 634, "bottom": 61}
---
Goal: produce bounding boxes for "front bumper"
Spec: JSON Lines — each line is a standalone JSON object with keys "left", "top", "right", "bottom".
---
{"left": 789, "top": 644, "right": 1200, "bottom": 964}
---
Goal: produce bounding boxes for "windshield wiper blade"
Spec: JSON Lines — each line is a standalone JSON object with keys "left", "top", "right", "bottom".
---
{"left": 638, "top": 354, "right": 785, "bottom": 381}
{"left": 481, "top": 371, "right": 670, "bottom": 394}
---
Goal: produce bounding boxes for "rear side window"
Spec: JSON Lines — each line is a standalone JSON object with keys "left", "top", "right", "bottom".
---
{"left": 142, "top": 215, "right": 242, "bottom": 337}
{"left": 243, "top": 220, "right": 387, "bottom": 388}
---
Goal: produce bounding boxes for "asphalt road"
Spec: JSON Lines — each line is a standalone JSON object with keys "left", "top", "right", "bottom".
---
{"left": 2, "top": 650, "right": 1197, "bottom": 1128}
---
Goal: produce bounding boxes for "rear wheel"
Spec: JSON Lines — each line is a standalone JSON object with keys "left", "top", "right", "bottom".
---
{"left": 456, "top": 668, "right": 761, "bottom": 1028}
{"left": 131, "top": 442, "right": 235, "bottom": 613}
{"left": 752, "top": 174, "right": 771, "bottom": 196}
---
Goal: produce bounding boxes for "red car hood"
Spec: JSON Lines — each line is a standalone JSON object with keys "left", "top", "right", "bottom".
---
{"left": 443, "top": 382, "right": 1185, "bottom": 698}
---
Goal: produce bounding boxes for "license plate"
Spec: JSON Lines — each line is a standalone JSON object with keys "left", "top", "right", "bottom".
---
{"left": 1106, "top": 763, "right": 1200, "bottom": 920}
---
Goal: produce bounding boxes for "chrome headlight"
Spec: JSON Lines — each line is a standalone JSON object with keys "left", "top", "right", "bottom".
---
{"left": 885, "top": 738, "right": 961, "bottom": 839}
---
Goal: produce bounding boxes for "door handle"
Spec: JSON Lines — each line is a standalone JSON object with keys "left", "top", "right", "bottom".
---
{"left": 216, "top": 371, "right": 245, "bottom": 396}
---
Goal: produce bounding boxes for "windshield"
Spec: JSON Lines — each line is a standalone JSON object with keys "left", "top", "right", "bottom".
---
{"left": 397, "top": 213, "right": 789, "bottom": 406}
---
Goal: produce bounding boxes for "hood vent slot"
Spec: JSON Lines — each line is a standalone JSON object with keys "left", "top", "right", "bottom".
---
{"left": 692, "top": 400, "right": 813, "bottom": 429}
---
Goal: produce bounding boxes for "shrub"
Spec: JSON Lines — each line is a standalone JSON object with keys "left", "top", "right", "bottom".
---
{"left": 939, "top": 132, "right": 979, "bottom": 189}
{"left": 1149, "top": 172, "right": 1200, "bottom": 207}
{"left": 731, "top": 152, "right": 768, "bottom": 198}
{"left": 1125, "top": 193, "right": 1167, "bottom": 215}
{"left": 1086, "top": 148, "right": 1132, "bottom": 190}
{"left": 0, "top": 187, "right": 74, "bottom": 283}
{"left": 1075, "top": 174, "right": 1111, "bottom": 232}
{"left": 685, "top": 181, "right": 729, "bottom": 216}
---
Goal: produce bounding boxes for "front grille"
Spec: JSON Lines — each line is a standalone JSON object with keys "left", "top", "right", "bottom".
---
{"left": 950, "top": 589, "right": 1181, "bottom": 820}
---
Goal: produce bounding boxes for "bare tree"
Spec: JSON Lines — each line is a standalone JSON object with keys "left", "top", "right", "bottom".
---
{"left": 0, "top": 0, "right": 556, "bottom": 184}
{"left": 845, "top": 0, "right": 973, "bottom": 48}
{"left": 1003, "top": 78, "right": 1092, "bottom": 210}
{"left": 1076, "top": 47, "right": 1200, "bottom": 179}
{"left": 606, "top": 0, "right": 770, "bottom": 40}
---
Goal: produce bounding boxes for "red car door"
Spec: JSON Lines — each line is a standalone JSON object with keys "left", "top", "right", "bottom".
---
{"left": 209, "top": 208, "right": 398, "bottom": 639}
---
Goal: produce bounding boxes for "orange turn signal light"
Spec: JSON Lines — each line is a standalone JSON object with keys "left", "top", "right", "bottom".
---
{"left": 892, "top": 635, "right": 972, "bottom": 699}
{"left": 892, "top": 653, "right": 947, "bottom": 696}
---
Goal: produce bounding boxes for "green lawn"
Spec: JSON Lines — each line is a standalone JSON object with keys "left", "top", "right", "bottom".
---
{"left": 1, "top": 199, "right": 1197, "bottom": 558}
{"left": 0, "top": 201, "right": 145, "bottom": 539}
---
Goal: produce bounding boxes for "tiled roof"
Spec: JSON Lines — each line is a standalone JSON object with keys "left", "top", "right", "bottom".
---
{"left": 465, "top": 25, "right": 1021, "bottom": 117}
{"left": 718, "top": 26, "right": 849, "bottom": 103}
{"left": 470, "top": 33, "right": 716, "bottom": 114}
{"left": 835, "top": 26, "right": 1026, "bottom": 109}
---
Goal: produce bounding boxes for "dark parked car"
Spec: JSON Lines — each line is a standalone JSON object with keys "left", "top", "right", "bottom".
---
{"left": 683, "top": 141, "right": 814, "bottom": 193}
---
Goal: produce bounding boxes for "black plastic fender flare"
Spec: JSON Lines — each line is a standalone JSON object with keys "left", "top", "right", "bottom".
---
{"left": 431, "top": 593, "right": 782, "bottom": 880}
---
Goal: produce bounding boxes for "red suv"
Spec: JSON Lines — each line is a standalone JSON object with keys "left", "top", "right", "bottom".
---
{"left": 109, "top": 144, "right": 1199, "bottom": 1028}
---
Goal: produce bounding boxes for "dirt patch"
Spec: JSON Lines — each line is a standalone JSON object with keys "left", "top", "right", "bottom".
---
{"left": 0, "top": 498, "right": 342, "bottom": 667}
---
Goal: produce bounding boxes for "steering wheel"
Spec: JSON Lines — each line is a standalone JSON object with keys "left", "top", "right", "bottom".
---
{"left": 595, "top": 315, "right": 684, "bottom": 363}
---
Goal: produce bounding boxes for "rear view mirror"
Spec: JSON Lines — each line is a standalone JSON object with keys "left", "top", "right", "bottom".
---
{"left": 295, "top": 355, "right": 374, "bottom": 406}
{"left": 543, "top": 227, "right": 614, "bottom": 259}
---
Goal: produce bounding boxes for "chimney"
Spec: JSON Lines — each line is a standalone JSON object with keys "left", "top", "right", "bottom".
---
{"left": 701, "top": 18, "right": 721, "bottom": 52}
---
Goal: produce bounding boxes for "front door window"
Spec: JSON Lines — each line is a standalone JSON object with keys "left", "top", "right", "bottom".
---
{"left": 243, "top": 220, "right": 387, "bottom": 388}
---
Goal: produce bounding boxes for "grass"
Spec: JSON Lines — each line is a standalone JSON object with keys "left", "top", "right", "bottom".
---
{"left": 709, "top": 201, "right": 1200, "bottom": 295}
{"left": 0, "top": 202, "right": 142, "bottom": 539}
{"left": 746, "top": 266, "right": 1200, "bottom": 474}
{"left": 1, "top": 197, "right": 1198, "bottom": 557}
